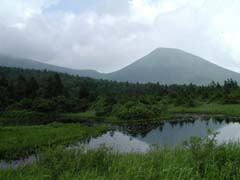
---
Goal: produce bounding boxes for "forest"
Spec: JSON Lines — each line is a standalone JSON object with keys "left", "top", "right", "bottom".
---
{"left": 0, "top": 66, "right": 240, "bottom": 124}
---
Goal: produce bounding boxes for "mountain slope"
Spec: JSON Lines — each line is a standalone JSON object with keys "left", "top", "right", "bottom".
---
{"left": 108, "top": 48, "right": 240, "bottom": 84}
{"left": 0, "top": 54, "right": 102, "bottom": 79}
{"left": 1, "top": 48, "right": 240, "bottom": 85}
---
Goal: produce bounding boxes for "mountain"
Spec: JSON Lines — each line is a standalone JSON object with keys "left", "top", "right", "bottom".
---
{"left": 1, "top": 48, "right": 240, "bottom": 84}
{"left": 108, "top": 48, "right": 240, "bottom": 84}
{"left": 0, "top": 54, "right": 102, "bottom": 79}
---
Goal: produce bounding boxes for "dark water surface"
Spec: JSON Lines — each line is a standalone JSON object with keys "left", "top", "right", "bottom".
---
{"left": 83, "top": 117, "right": 240, "bottom": 152}
{"left": 2, "top": 116, "right": 240, "bottom": 169}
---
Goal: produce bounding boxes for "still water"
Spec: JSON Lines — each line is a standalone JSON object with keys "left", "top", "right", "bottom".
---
{"left": 83, "top": 117, "right": 240, "bottom": 153}
{"left": 2, "top": 116, "right": 240, "bottom": 169}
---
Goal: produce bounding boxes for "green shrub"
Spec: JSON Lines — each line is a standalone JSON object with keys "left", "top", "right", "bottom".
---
{"left": 52, "top": 96, "right": 86, "bottom": 112}
{"left": 223, "top": 91, "right": 240, "bottom": 104}
{"left": 32, "top": 98, "right": 56, "bottom": 113}
{"left": 0, "top": 110, "right": 51, "bottom": 125}
{"left": 7, "top": 98, "right": 33, "bottom": 110}
{"left": 183, "top": 129, "right": 219, "bottom": 176}
{"left": 112, "top": 102, "right": 162, "bottom": 120}
{"left": 93, "top": 97, "right": 114, "bottom": 117}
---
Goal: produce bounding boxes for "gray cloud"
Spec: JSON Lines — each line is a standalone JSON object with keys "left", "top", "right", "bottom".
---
{"left": 0, "top": 0, "right": 240, "bottom": 73}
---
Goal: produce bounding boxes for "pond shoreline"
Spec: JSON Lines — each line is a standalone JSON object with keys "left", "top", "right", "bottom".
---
{"left": 2, "top": 114, "right": 240, "bottom": 169}
{"left": 0, "top": 156, "right": 36, "bottom": 170}
{"left": 174, "top": 113, "right": 240, "bottom": 122}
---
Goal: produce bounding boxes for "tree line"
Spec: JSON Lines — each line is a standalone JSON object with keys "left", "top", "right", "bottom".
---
{"left": 0, "top": 67, "right": 239, "bottom": 119}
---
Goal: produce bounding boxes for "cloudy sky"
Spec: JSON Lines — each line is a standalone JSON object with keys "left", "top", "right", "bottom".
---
{"left": 0, "top": 0, "right": 240, "bottom": 73}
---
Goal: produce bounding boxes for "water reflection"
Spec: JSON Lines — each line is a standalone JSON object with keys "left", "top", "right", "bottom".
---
{"left": 84, "top": 116, "right": 240, "bottom": 152}
{"left": 86, "top": 131, "right": 150, "bottom": 153}
{"left": 2, "top": 116, "right": 240, "bottom": 169}
{"left": 136, "top": 119, "right": 224, "bottom": 147}
{"left": 0, "top": 155, "right": 36, "bottom": 169}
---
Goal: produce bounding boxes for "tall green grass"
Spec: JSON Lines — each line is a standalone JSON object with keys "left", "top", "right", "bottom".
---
{"left": 1, "top": 143, "right": 240, "bottom": 180}
{"left": 170, "top": 103, "right": 240, "bottom": 117}
{"left": 0, "top": 110, "right": 56, "bottom": 126}
{"left": 0, "top": 123, "right": 108, "bottom": 160}
{"left": 1, "top": 132, "right": 240, "bottom": 179}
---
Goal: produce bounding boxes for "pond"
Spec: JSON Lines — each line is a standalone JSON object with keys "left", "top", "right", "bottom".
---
{"left": 82, "top": 116, "right": 240, "bottom": 153}
{"left": 2, "top": 115, "right": 240, "bottom": 169}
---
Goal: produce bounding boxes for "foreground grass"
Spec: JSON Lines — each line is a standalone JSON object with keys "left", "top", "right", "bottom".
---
{"left": 0, "top": 123, "right": 108, "bottom": 160}
{"left": 170, "top": 103, "right": 240, "bottom": 117}
{"left": 1, "top": 143, "right": 240, "bottom": 180}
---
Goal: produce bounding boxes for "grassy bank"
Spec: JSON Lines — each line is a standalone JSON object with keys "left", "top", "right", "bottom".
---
{"left": 2, "top": 103, "right": 240, "bottom": 127}
{"left": 60, "top": 111, "right": 175, "bottom": 123}
{"left": 170, "top": 103, "right": 240, "bottom": 117}
{"left": 1, "top": 142, "right": 240, "bottom": 180}
{"left": 0, "top": 123, "right": 108, "bottom": 160}
{"left": 61, "top": 103, "right": 240, "bottom": 124}
{"left": 0, "top": 110, "right": 56, "bottom": 126}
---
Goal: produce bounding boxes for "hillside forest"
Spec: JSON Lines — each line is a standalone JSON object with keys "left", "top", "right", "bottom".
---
{"left": 0, "top": 67, "right": 239, "bottom": 122}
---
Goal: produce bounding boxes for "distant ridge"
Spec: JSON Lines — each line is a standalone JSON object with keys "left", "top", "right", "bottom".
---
{"left": 1, "top": 48, "right": 240, "bottom": 85}
{"left": 0, "top": 54, "right": 102, "bottom": 79}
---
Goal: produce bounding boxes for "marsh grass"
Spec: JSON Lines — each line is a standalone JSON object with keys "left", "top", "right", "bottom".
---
{"left": 170, "top": 103, "right": 240, "bottom": 117}
{"left": 2, "top": 132, "right": 240, "bottom": 179}
{"left": 4, "top": 103, "right": 240, "bottom": 127}
{"left": 0, "top": 123, "right": 108, "bottom": 160}
{"left": 60, "top": 111, "right": 175, "bottom": 124}
{"left": 0, "top": 110, "right": 56, "bottom": 126}
{"left": 1, "top": 143, "right": 240, "bottom": 180}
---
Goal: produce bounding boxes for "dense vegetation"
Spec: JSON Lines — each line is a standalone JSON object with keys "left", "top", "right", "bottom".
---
{"left": 1, "top": 66, "right": 240, "bottom": 124}
{"left": 0, "top": 123, "right": 107, "bottom": 160}
{"left": 2, "top": 132, "right": 240, "bottom": 180}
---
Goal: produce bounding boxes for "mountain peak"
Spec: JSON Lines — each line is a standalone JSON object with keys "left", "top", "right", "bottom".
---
{"left": 1, "top": 48, "right": 240, "bottom": 85}
{"left": 152, "top": 47, "right": 186, "bottom": 54}
{"left": 108, "top": 48, "right": 240, "bottom": 84}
